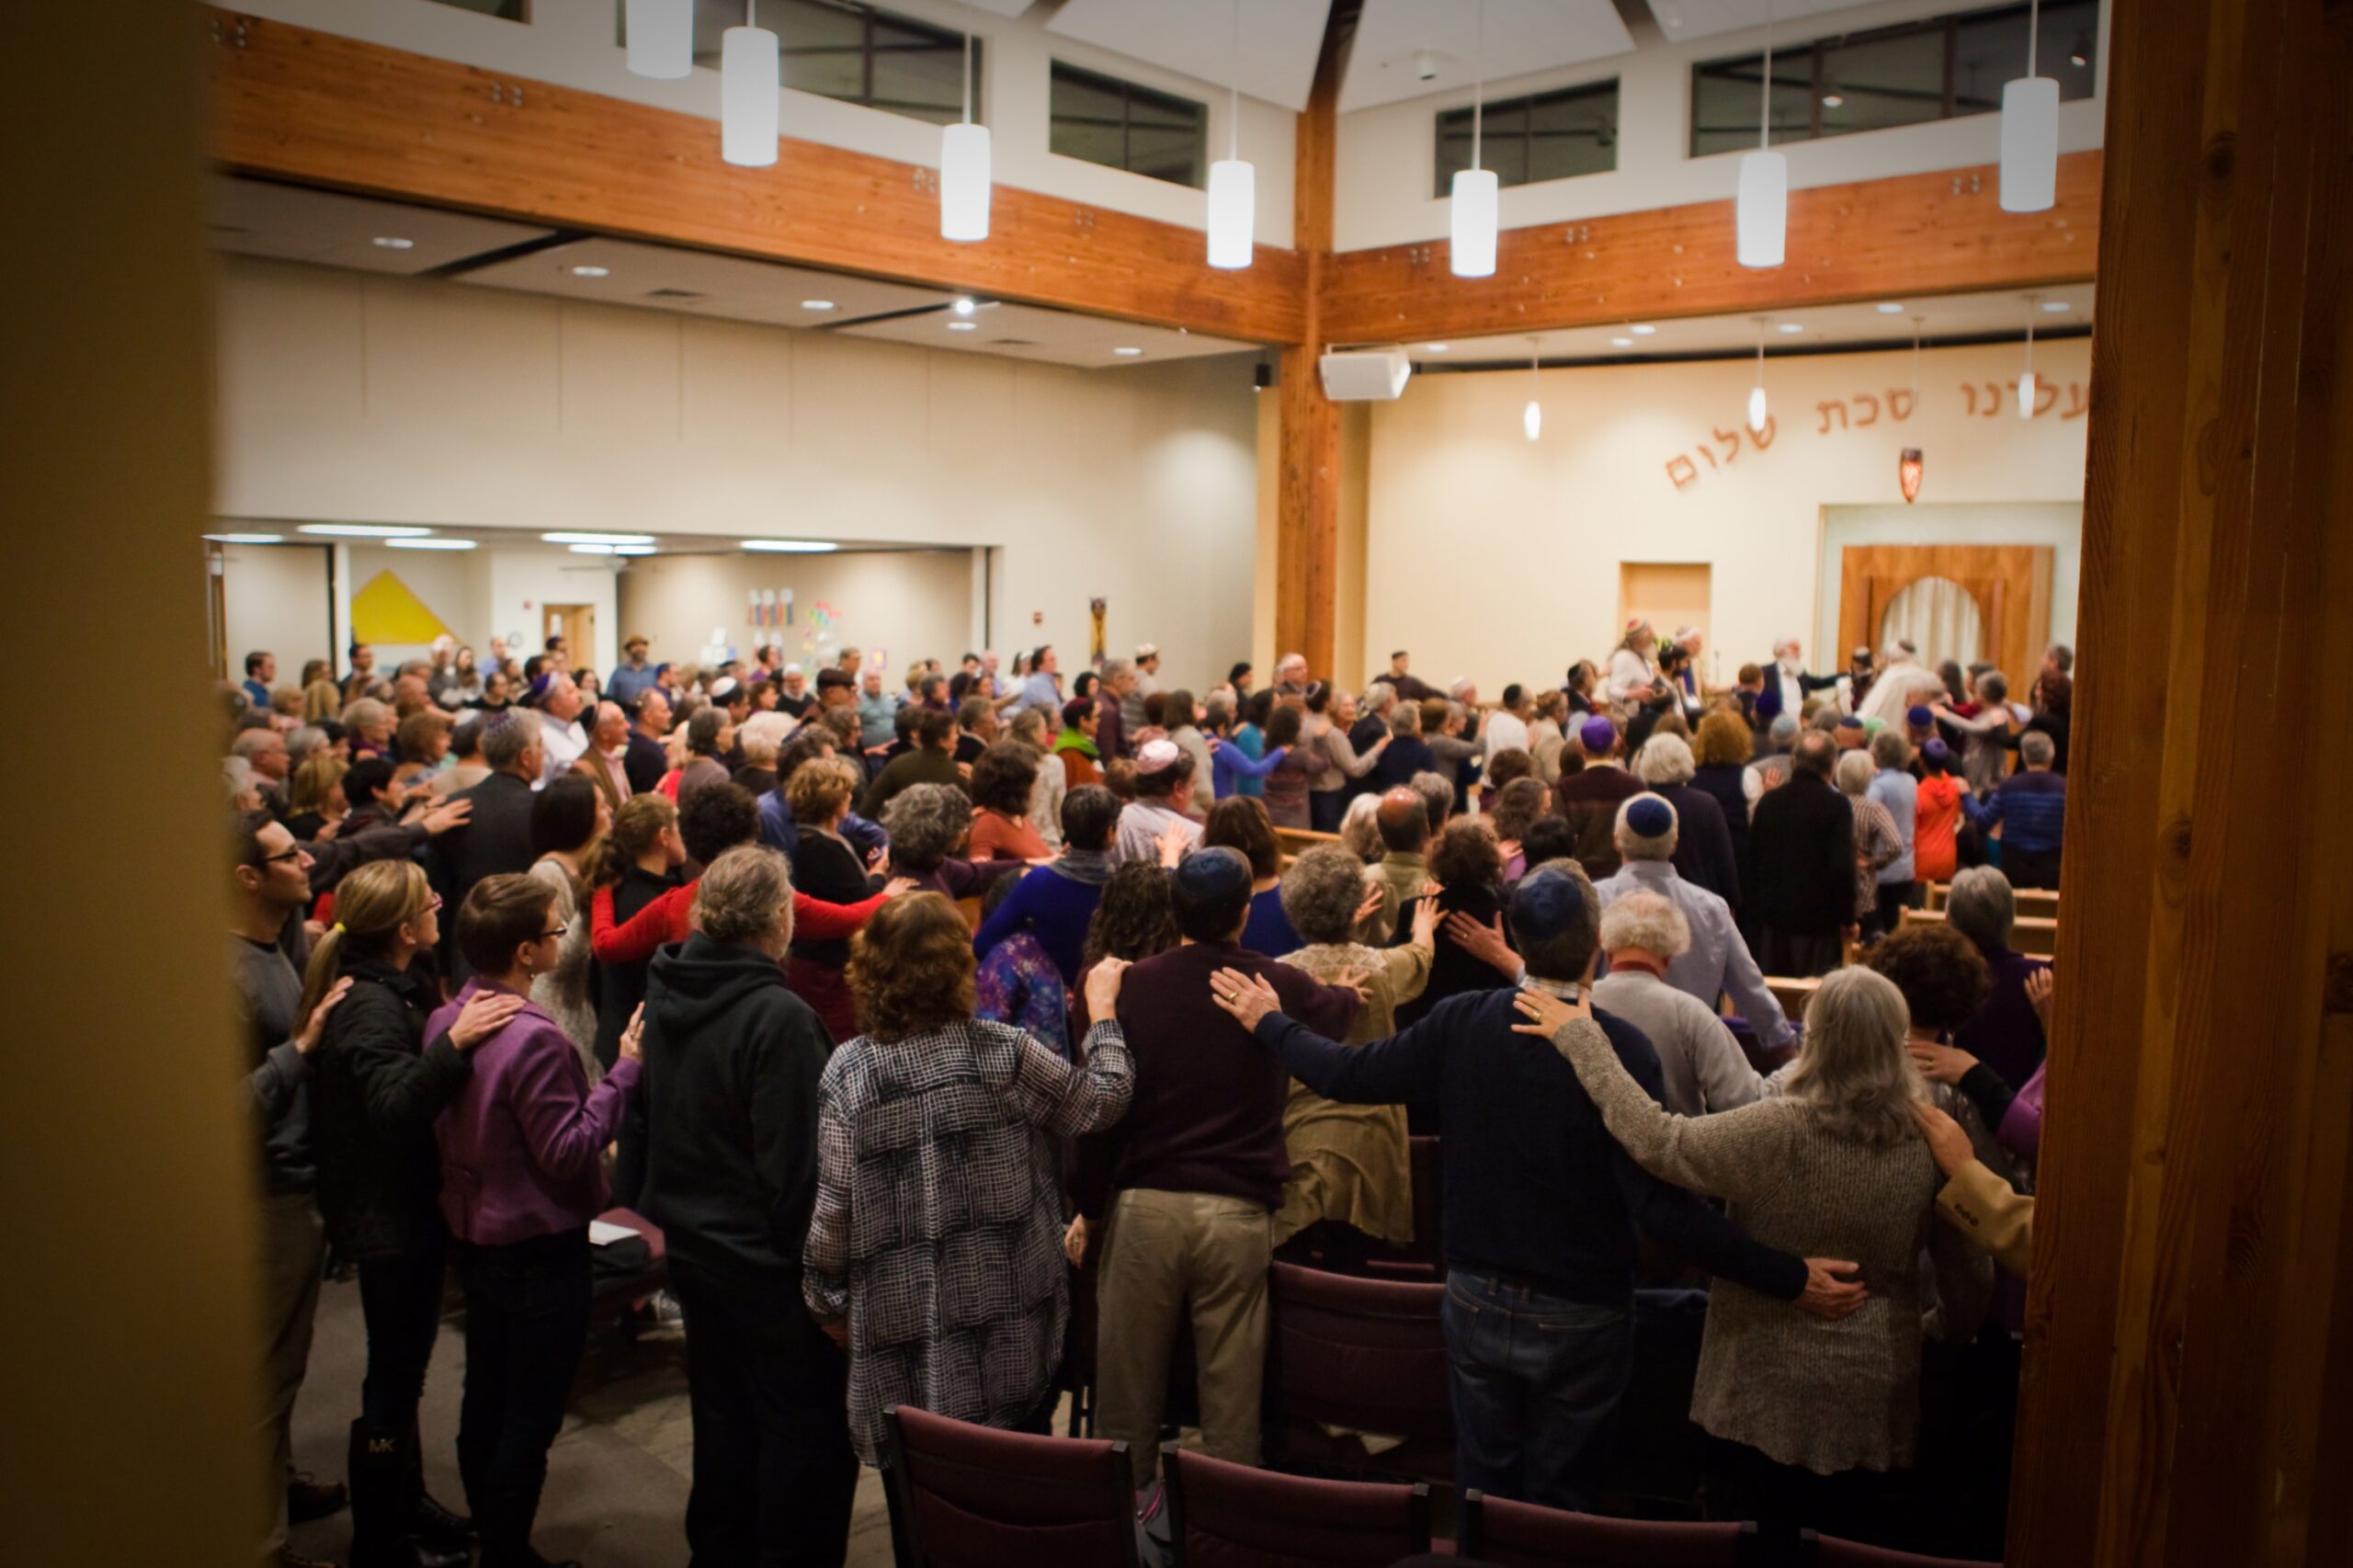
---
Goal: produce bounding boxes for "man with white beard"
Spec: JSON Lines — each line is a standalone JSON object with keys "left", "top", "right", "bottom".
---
{"left": 1756, "top": 637, "right": 1841, "bottom": 724}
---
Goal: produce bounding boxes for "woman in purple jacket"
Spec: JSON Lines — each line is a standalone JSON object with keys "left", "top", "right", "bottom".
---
{"left": 431, "top": 873, "right": 642, "bottom": 1568}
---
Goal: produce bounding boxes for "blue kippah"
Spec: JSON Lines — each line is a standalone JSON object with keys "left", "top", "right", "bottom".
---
{"left": 1173, "top": 845, "right": 1252, "bottom": 900}
{"left": 1624, "top": 796, "right": 1675, "bottom": 838}
{"left": 1906, "top": 704, "right": 1934, "bottom": 726}
{"left": 1509, "top": 868, "right": 1586, "bottom": 942}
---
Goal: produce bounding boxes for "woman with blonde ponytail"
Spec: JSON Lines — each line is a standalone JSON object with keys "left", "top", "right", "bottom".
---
{"left": 305, "top": 858, "right": 528, "bottom": 1568}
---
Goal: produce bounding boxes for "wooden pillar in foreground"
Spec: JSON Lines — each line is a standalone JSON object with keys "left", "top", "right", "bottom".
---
{"left": 2008, "top": 0, "right": 2353, "bottom": 1563}
{"left": 1275, "top": 12, "right": 1344, "bottom": 683}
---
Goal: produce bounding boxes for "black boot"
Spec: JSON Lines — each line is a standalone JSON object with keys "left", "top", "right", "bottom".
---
{"left": 347, "top": 1419, "right": 472, "bottom": 1568}
{"left": 401, "top": 1419, "right": 475, "bottom": 1553}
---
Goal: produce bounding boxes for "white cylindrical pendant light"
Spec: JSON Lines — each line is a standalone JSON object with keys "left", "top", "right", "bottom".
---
{"left": 1736, "top": 151, "right": 1788, "bottom": 268}
{"left": 1747, "top": 320, "right": 1769, "bottom": 432}
{"left": 721, "top": 17, "right": 779, "bottom": 168}
{"left": 2018, "top": 296, "right": 2039, "bottom": 418}
{"left": 625, "top": 0, "right": 693, "bottom": 79}
{"left": 940, "top": 33, "right": 990, "bottom": 242}
{"left": 1999, "top": 76, "right": 2059, "bottom": 212}
{"left": 1207, "top": 159, "right": 1256, "bottom": 268}
{"left": 941, "top": 122, "right": 992, "bottom": 241}
{"left": 1451, "top": 168, "right": 1499, "bottom": 278}
{"left": 1523, "top": 340, "right": 1542, "bottom": 440}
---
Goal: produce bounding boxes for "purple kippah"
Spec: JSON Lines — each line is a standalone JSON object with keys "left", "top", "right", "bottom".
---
{"left": 1578, "top": 716, "right": 1617, "bottom": 753}
{"left": 1906, "top": 704, "right": 1934, "bottom": 726}
{"left": 1923, "top": 739, "right": 1952, "bottom": 761}
{"left": 1624, "top": 796, "right": 1675, "bottom": 839}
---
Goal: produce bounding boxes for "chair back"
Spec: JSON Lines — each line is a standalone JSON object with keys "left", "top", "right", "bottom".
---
{"left": 1459, "top": 1489, "right": 1754, "bottom": 1566}
{"left": 1264, "top": 1261, "right": 1453, "bottom": 1482}
{"left": 881, "top": 1404, "right": 1141, "bottom": 1568}
{"left": 1810, "top": 1532, "right": 2001, "bottom": 1567}
{"left": 1164, "top": 1449, "right": 1430, "bottom": 1566}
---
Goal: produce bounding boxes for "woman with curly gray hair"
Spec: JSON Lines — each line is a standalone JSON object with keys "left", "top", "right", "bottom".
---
{"left": 881, "top": 782, "right": 1023, "bottom": 903}
{"left": 1269, "top": 846, "right": 1439, "bottom": 1248}
{"left": 1514, "top": 963, "right": 1990, "bottom": 1546}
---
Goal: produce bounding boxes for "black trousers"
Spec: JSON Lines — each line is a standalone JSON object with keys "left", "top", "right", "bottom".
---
{"left": 670, "top": 1257, "right": 858, "bottom": 1568}
{"left": 1758, "top": 926, "right": 1845, "bottom": 979}
{"left": 356, "top": 1221, "right": 448, "bottom": 1429}
{"left": 2003, "top": 846, "right": 2061, "bottom": 891}
{"left": 1710, "top": 1437, "right": 1889, "bottom": 1551}
{"left": 449, "top": 1229, "right": 594, "bottom": 1562}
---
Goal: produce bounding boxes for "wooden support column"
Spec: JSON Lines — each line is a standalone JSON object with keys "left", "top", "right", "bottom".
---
{"left": 1275, "top": 8, "right": 1346, "bottom": 682}
{"left": 2009, "top": 0, "right": 2353, "bottom": 1563}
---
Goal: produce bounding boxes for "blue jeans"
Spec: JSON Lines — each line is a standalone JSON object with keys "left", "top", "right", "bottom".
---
{"left": 1442, "top": 1271, "right": 1633, "bottom": 1511}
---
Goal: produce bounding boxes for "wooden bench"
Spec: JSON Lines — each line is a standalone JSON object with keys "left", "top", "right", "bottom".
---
{"left": 1904, "top": 903, "right": 2058, "bottom": 957}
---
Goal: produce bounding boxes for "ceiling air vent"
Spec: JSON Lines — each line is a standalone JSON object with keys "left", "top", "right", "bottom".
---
{"left": 645, "top": 288, "right": 706, "bottom": 301}
{"left": 993, "top": 338, "right": 1038, "bottom": 347}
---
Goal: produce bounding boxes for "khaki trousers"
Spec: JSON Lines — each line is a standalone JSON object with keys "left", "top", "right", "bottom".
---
{"left": 256, "top": 1191, "right": 325, "bottom": 1553}
{"left": 1093, "top": 1188, "right": 1272, "bottom": 1485}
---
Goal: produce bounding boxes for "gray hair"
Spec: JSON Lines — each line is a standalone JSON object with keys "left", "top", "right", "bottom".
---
{"left": 2019, "top": 731, "right": 2055, "bottom": 767}
{"left": 287, "top": 724, "right": 328, "bottom": 767}
{"left": 1388, "top": 704, "right": 1421, "bottom": 738}
{"left": 1099, "top": 657, "right": 1133, "bottom": 684}
{"left": 1277, "top": 651, "right": 1308, "bottom": 676}
{"left": 1613, "top": 791, "right": 1678, "bottom": 861}
{"left": 691, "top": 845, "right": 794, "bottom": 947}
{"left": 1768, "top": 713, "right": 1800, "bottom": 744}
{"left": 1338, "top": 792, "right": 1384, "bottom": 863}
{"left": 1364, "top": 681, "right": 1396, "bottom": 712}
{"left": 1631, "top": 733, "right": 1696, "bottom": 787}
{"left": 1781, "top": 965, "right": 1925, "bottom": 1147}
{"left": 1834, "top": 748, "right": 1876, "bottom": 795}
{"left": 1599, "top": 889, "right": 1690, "bottom": 960}
{"left": 481, "top": 712, "right": 538, "bottom": 771}
{"left": 221, "top": 756, "right": 257, "bottom": 806}
{"left": 1409, "top": 771, "right": 1452, "bottom": 833}
{"left": 1870, "top": 729, "right": 1912, "bottom": 770}
{"left": 737, "top": 710, "right": 794, "bottom": 767}
{"left": 881, "top": 783, "right": 970, "bottom": 872}
{"left": 342, "top": 696, "right": 391, "bottom": 733}
{"left": 1944, "top": 866, "right": 2016, "bottom": 951}
{"left": 1279, "top": 845, "right": 1374, "bottom": 946}
{"left": 1448, "top": 678, "right": 1476, "bottom": 701}
{"left": 231, "top": 729, "right": 284, "bottom": 762}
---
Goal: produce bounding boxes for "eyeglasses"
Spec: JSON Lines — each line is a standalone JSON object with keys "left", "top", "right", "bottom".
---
{"left": 540, "top": 924, "right": 568, "bottom": 941}
{"left": 262, "top": 847, "right": 306, "bottom": 864}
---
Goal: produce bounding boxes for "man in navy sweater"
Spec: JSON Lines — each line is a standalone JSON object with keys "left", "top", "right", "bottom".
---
{"left": 1210, "top": 860, "right": 1866, "bottom": 1511}
{"left": 1963, "top": 729, "right": 2067, "bottom": 889}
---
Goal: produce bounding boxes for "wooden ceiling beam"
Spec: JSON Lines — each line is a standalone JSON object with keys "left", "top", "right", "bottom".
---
{"left": 1319, "top": 151, "right": 2104, "bottom": 346}
{"left": 201, "top": 9, "right": 1307, "bottom": 343}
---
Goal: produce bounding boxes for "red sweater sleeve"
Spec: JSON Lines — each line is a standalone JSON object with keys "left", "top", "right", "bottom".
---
{"left": 793, "top": 889, "right": 886, "bottom": 940}
{"left": 592, "top": 881, "right": 695, "bottom": 964}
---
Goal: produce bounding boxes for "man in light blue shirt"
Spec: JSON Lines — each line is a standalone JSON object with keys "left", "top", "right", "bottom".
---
{"left": 1014, "top": 644, "right": 1064, "bottom": 717}
{"left": 1865, "top": 728, "right": 1919, "bottom": 934}
{"left": 607, "top": 634, "right": 659, "bottom": 705}
{"left": 855, "top": 665, "right": 901, "bottom": 751}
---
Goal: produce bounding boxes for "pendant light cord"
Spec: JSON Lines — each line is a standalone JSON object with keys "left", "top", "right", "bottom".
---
{"left": 962, "top": 31, "right": 972, "bottom": 126}
{"left": 2027, "top": 0, "right": 2040, "bottom": 77}
{"left": 1229, "top": 0, "right": 1241, "bottom": 161}
{"left": 1759, "top": 0, "right": 1774, "bottom": 151}
{"left": 1472, "top": 0, "right": 1485, "bottom": 172}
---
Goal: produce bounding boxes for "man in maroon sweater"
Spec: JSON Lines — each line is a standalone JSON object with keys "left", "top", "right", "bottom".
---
{"left": 1072, "top": 848, "right": 1358, "bottom": 1490}
{"left": 1555, "top": 716, "right": 1645, "bottom": 880}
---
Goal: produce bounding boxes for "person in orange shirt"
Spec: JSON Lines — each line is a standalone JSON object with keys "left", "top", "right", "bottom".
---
{"left": 1913, "top": 739, "right": 1965, "bottom": 887}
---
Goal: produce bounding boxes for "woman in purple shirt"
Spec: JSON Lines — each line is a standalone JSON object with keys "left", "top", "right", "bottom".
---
{"left": 431, "top": 873, "right": 642, "bottom": 1568}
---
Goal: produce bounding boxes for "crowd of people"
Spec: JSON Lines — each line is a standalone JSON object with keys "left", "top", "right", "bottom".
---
{"left": 222, "top": 619, "right": 2067, "bottom": 1566}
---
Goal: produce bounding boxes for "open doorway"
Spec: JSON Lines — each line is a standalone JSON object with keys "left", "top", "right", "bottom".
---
{"left": 1620, "top": 562, "right": 1712, "bottom": 652}
{"left": 543, "top": 603, "right": 597, "bottom": 671}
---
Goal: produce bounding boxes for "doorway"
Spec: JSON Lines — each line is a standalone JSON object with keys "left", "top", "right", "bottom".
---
{"left": 1619, "top": 562, "right": 1712, "bottom": 650}
{"left": 1835, "top": 545, "right": 2051, "bottom": 686}
{"left": 543, "top": 603, "right": 596, "bottom": 671}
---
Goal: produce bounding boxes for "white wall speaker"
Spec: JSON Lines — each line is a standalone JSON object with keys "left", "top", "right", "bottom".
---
{"left": 1318, "top": 347, "right": 1414, "bottom": 402}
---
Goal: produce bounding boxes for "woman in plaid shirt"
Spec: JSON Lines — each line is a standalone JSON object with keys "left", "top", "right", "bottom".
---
{"left": 803, "top": 892, "right": 1135, "bottom": 1464}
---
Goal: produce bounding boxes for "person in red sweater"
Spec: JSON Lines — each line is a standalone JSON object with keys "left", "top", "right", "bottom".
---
{"left": 590, "top": 783, "right": 904, "bottom": 966}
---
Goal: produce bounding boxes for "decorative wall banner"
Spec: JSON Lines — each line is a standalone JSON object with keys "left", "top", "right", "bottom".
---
{"left": 350, "top": 570, "right": 453, "bottom": 645}
{"left": 1089, "top": 597, "right": 1108, "bottom": 665}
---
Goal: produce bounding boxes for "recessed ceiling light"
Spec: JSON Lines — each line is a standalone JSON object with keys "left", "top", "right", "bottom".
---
{"left": 1610, "top": 336, "right": 1634, "bottom": 347}
{"left": 801, "top": 299, "right": 836, "bottom": 312}
{"left": 568, "top": 543, "right": 654, "bottom": 555}
{"left": 371, "top": 236, "right": 415, "bottom": 250}
{"left": 1821, "top": 93, "right": 1845, "bottom": 108}
{"left": 2041, "top": 300, "right": 2070, "bottom": 313}
{"left": 1629, "top": 324, "right": 1657, "bottom": 335}
{"left": 386, "top": 538, "right": 478, "bottom": 551}
{"left": 742, "top": 539, "right": 838, "bottom": 552}
{"left": 1112, "top": 347, "right": 1144, "bottom": 358}
{"left": 204, "top": 532, "right": 284, "bottom": 544}
{"left": 952, "top": 297, "right": 977, "bottom": 316}
{"left": 541, "top": 531, "right": 655, "bottom": 546}
{"left": 947, "top": 321, "right": 979, "bottom": 332}
{"left": 570, "top": 265, "right": 611, "bottom": 278}
{"left": 1778, "top": 322, "right": 1804, "bottom": 334}
{"left": 1876, "top": 301, "right": 1906, "bottom": 314}
{"left": 1421, "top": 343, "right": 1449, "bottom": 353}
{"left": 297, "top": 523, "right": 433, "bottom": 539}
{"left": 613, "top": 544, "right": 656, "bottom": 555}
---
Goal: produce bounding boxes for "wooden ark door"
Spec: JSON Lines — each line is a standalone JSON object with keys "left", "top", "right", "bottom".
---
{"left": 1836, "top": 545, "right": 2052, "bottom": 683}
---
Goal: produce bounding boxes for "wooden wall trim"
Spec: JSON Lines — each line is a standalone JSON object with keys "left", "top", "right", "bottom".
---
{"left": 1321, "top": 152, "right": 2103, "bottom": 347}
{"left": 201, "top": 9, "right": 1308, "bottom": 343}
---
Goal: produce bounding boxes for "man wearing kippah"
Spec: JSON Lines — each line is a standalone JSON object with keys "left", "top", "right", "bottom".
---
{"left": 1208, "top": 860, "right": 1863, "bottom": 1512}
{"left": 1552, "top": 716, "right": 1644, "bottom": 879}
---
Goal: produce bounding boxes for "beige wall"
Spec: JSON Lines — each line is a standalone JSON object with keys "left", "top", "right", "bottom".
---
{"left": 210, "top": 257, "right": 1261, "bottom": 693}
{"left": 220, "top": 540, "right": 335, "bottom": 679}
{"left": 1364, "top": 336, "right": 2095, "bottom": 697}
{"left": 617, "top": 549, "right": 975, "bottom": 679}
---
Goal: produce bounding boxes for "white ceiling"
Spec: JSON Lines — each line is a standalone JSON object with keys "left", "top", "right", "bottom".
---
{"left": 1046, "top": 0, "right": 1335, "bottom": 113}
{"left": 456, "top": 235, "right": 957, "bottom": 328}
{"left": 1641, "top": 0, "right": 1876, "bottom": 46}
{"left": 1403, "top": 282, "right": 2096, "bottom": 365}
{"left": 210, "top": 177, "right": 553, "bottom": 275}
{"left": 837, "top": 298, "right": 1256, "bottom": 368}
{"left": 957, "top": 0, "right": 1039, "bottom": 16}
{"left": 1339, "top": 0, "right": 1635, "bottom": 113}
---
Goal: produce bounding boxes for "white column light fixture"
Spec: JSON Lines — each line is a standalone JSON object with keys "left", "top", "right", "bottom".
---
{"left": 1747, "top": 317, "right": 1769, "bottom": 433}
{"left": 721, "top": 2, "right": 779, "bottom": 168}
{"left": 1737, "top": 2, "right": 1787, "bottom": 268}
{"left": 1522, "top": 340, "right": 1542, "bottom": 441}
{"left": 2018, "top": 295, "right": 2039, "bottom": 418}
{"left": 624, "top": 0, "right": 693, "bottom": 79}
{"left": 1206, "top": 0, "right": 1255, "bottom": 268}
{"left": 1450, "top": 1, "right": 1498, "bottom": 278}
{"left": 2000, "top": 0, "right": 2060, "bottom": 212}
{"left": 940, "top": 32, "right": 991, "bottom": 242}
